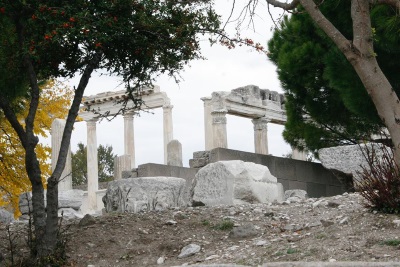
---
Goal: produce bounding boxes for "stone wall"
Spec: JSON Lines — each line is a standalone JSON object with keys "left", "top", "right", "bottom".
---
{"left": 207, "top": 148, "right": 352, "bottom": 198}
{"left": 130, "top": 149, "right": 352, "bottom": 198}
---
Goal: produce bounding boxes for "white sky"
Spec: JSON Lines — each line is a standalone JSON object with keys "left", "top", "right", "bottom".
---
{"left": 63, "top": 1, "right": 292, "bottom": 167}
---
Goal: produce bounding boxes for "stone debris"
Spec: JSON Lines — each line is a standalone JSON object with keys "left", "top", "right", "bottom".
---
{"left": 157, "top": 256, "right": 165, "bottom": 264}
{"left": 79, "top": 214, "right": 96, "bottom": 227}
{"left": 0, "top": 208, "right": 14, "bottom": 224}
{"left": 6, "top": 191, "right": 398, "bottom": 266}
{"left": 178, "top": 243, "right": 201, "bottom": 258}
{"left": 228, "top": 224, "right": 258, "bottom": 239}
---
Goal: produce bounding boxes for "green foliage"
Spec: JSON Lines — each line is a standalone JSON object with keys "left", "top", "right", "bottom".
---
{"left": 268, "top": 0, "right": 400, "bottom": 154}
{"left": 212, "top": 219, "right": 234, "bottom": 231}
{"left": 357, "top": 144, "right": 400, "bottom": 214}
{"left": 71, "top": 143, "right": 116, "bottom": 186}
{"left": 286, "top": 248, "right": 298, "bottom": 254}
{"left": 0, "top": 0, "right": 221, "bottom": 92}
{"left": 201, "top": 219, "right": 210, "bottom": 226}
{"left": 380, "top": 239, "right": 400, "bottom": 246}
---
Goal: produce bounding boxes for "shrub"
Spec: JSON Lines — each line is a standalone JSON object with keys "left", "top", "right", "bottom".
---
{"left": 212, "top": 219, "right": 234, "bottom": 231}
{"left": 356, "top": 143, "right": 400, "bottom": 214}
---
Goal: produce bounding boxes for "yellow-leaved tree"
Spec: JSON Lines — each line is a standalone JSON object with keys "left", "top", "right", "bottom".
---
{"left": 0, "top": 80, "right": 72, "bottom": 217}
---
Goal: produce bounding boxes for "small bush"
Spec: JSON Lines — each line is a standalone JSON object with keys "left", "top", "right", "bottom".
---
{"left": 380, "top": 239, "right": 400, "bottom": 246}
{"left": 212, "top": 219, "right": 234, "bottom": 231}
{"left": 286, "top": 248, "right": 298, "bottom": 254}
{"left": 356, "top": 143, "right": 400, "bottom": 214}
{"left": 201, "top": 220, "right": 210, "bottom": 226}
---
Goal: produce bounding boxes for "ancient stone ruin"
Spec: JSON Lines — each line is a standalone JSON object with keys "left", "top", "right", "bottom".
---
{"left": 201, "top": 85, "right": 306, "bottom": 160}
{"left": 42, "top": 84, "right": 341, "bottom": 217}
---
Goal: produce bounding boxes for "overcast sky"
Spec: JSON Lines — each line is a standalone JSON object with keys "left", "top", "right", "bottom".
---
{"left": 63, "top": 1, "right": 292, "bottom": 167}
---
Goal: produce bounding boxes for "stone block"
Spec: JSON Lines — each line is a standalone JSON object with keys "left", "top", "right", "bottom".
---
{"left": 191, "top": 160, "right": 284, "bottom": 206}
{"left": 189, "top": 158, "right": 209, "bottom": 168}
{"left": 319, "top": 143, "right": 390, "bottom": 180}
{"left": 19, "top": 189, "right": 85, "bottom": 215}
{"left": 59, "top": 189, "right": 85, "bottom": 210}
{"left": 284, "top": 189, "right": 308, "bottom": 201}
{"left": 102, "top": 177, "right": 187, "bottom": 213}
{"left": 0, "top": 208, "right": 14, "bottom": 224}
{"left": 193, "top": 151, "right": 211, "bottom": 159}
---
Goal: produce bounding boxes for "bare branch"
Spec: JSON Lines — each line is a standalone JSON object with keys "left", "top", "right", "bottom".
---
{"left": 265, "top": 0, "right": 300, "bottom": 10}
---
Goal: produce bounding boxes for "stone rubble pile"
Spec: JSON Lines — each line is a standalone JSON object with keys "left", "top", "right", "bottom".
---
{"left": 140, "top": 192, "right": 398, "bottom": 266}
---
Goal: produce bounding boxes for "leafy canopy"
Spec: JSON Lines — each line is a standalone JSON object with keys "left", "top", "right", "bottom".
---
{"left": 268, "top": 0, "right": 400, "bottom": 154}
{"left": 0, "top": 0, "right": 221, "bottom": 93}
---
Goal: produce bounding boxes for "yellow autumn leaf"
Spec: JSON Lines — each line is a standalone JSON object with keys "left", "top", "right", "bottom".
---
{"left": 0, "top": 79, "right": 73, "bottom": 217}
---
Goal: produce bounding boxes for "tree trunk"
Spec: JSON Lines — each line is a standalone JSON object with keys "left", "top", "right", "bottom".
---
{"left": 25, "top": 144, "right": 47, "bottom": 244}
{"left": 36, "top": 52, "right": 103, "bottom": 258}
{"left": 295, "top": 0, "right": 400, "bottom": 164}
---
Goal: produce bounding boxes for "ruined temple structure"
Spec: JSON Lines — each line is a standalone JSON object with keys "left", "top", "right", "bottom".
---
{"left": 50, "top": 84, "right": 309, "bottom": 214}
{"left": 201, "top": 85, "right": 306, "bottom": 159}
{"left": 77, "top": 86, "right": 174, "bottom": 212}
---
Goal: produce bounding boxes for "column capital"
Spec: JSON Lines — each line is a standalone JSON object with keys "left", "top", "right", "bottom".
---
{"left": 163, "top": 104, "right": 174, "bottom": 110}
{"left": 252, "top": 117, "right": 269, "bottom": 131}
{"left": 123, "top": 111, "right": 135, "bottom": 119}
{"left": 86, "top": 119, "right": 98, "bottom": 126}
{"left": 211, "top": 110, "right": 227, "bottom": 124}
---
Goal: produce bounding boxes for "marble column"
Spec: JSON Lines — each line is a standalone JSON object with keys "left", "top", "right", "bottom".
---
{"left": 163, "top": 104, "right": 174, "bottom": 164}
{"left": 201, "top": 97, "right": 213, "bottom": 150}
{"left": 292, "top": 147, "right": 308, "bottom": 161}
{"left": 252, "top": 117, "right": 269, "bottom": 155}
{"left": 211, "top": 110, "right": 228, "bottom": 149}
{"left": 51, "top": 119, "right": 72, "bottom": 192}
{"left": 123, "top": 112, "right": 135, "bottom": 168}
{"left": 86, "top": 119, "right": 99, "bottom": 211}
{"left": 114, "top": 155, "right": 131, "bottom": 180}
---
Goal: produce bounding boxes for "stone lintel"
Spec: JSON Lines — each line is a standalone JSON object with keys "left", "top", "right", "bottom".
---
{"left": 79, "top": 91, "right": 168, "bottom": 120}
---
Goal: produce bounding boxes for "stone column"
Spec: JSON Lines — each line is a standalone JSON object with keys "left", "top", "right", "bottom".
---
{"left": 123, "top": 112, "right": 135, "bottom": 168}
{"left": 292, "top": 148, "right": 308, "bottom": 161}
{"left": 163, "top": 104, "right": 174, "bottom": 164}
{"left": 201, "top": 97, "right": 213, "bottom": 150}
{"left": 252, "top": 117, "right": 269, "bottom": 155}
{"left": 86, "top": 119, "right": 99, "bottom": 211}
{"left": 51, "top": 119, "right": 72, "bottom": 192}
{"left": 114, "top": 155, "right": 131, "bottom": 180}
{"left": 167, "top": 139, "right": 183, "bottom": 167}
{"left": 211, "top": 110, "right": 228, "bottom": 149}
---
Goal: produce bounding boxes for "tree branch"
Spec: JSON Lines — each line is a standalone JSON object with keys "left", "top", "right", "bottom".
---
{"left": 0, "top": 97, "right": 27, "bottom": 147}
{"left": 51, "top": 51, "right": 103, "bottom": 182}
{"left": 265, "top": 0, "right": 300, "bottom": 10}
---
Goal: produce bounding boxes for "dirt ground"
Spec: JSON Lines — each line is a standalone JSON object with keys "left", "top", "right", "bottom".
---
{"left": 1, "top": 192, "right": 400, "bottom": 267}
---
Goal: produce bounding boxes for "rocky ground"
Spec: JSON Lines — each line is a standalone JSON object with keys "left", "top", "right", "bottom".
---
{"left": 1, "top": 192, "right": 400, "bottom": 267}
